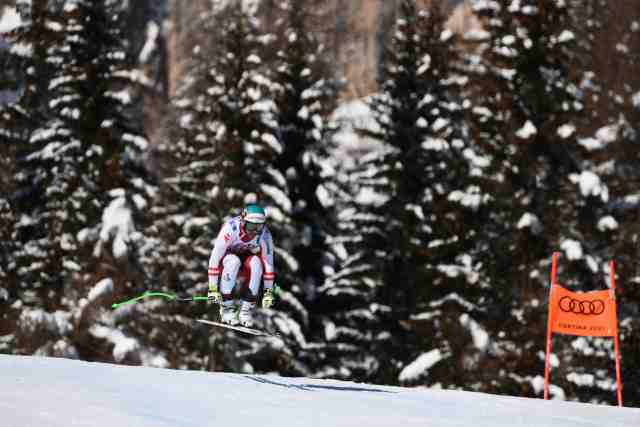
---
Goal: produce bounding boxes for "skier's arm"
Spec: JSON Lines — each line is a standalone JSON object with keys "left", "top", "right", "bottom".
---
{"left": 208, "top": 222, "right": 232, "bottom": 289}
{"left": 260, "top": 229, "right": 275, "bottom": 290}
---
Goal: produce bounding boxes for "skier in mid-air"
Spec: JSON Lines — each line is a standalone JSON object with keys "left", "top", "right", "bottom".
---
{"left": 207, "top": 204, "right": 275, "bottom": 327}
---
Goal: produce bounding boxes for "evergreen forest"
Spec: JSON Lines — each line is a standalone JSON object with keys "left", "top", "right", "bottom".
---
{"left": 0, "top": 0, "right": 639, "bottom": 408}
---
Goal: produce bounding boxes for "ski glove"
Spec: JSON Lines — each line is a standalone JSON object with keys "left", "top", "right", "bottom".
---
{"left": 262, "top": 287, "right": 274, "bottom": 308}
{"left": 208, "top": 283, "right": 222, "bottom": 304}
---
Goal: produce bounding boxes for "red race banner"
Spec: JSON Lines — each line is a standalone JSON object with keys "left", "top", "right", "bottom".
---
{"left": 548, "top": 285, "right": 617, "bottom": 337}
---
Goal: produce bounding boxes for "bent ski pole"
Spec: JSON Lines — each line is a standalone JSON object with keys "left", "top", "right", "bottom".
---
{"left": 111, "top": 291, "right": 212, "bottom": 309}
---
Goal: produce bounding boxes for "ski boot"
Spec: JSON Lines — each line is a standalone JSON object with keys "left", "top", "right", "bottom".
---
{"left": 238, "top": 300, "right": 256, "bottom": 328}
{"left": 219, "top": 300, "right": 239, "bottom": 325}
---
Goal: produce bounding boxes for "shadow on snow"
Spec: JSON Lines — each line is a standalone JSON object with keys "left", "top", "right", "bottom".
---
{"left": 244, "top": 375, "right": 396, "bottom": 393}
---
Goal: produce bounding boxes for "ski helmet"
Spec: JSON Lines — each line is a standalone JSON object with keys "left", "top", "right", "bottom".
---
{"left": 242, "top": 204, "right": 266, "bottom": 232}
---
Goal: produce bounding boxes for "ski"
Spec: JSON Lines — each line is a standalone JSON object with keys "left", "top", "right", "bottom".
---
{"left": 196, "top": 319, "right": 279, "bottom": 337}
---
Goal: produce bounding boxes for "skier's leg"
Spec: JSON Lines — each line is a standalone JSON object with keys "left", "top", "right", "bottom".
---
{"left": 219, "top": 254, "right": 242, "bottom": 325}
{"left": 245, "top": 255, "right": 263, "bottom": 298}
{"left": 239, "top": 255, "right": 263, "bottom": 327}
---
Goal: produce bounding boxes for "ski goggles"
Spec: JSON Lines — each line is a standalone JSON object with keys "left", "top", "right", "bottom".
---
{"left": 244, "top": 222, "right": 264, "bottom": 233}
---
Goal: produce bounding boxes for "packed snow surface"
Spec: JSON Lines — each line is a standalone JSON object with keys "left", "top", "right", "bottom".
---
{"left": 1, "top": 354, "right": 638, "bottom": 427}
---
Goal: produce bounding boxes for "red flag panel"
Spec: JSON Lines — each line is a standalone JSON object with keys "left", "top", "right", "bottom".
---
{"left": 548, "top": 284, "right": 618, "bottom": 337}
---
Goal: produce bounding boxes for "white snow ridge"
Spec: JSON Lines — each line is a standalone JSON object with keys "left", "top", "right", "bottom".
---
{"left": 1, "top": 355, "right": 638, "bottom": 427}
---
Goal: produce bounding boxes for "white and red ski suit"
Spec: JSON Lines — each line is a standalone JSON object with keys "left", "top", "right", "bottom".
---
{"left": 207, "top": 216, "right": 275, "bottom": 301}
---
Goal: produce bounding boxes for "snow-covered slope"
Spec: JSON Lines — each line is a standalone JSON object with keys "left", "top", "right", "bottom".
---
{"left": 1, "top": 355, "right": 638, "bottom": 427}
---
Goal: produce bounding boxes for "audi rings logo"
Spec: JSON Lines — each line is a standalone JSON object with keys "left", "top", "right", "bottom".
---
{"left": 558, "top": 296, "right": 605, "bottom": 316}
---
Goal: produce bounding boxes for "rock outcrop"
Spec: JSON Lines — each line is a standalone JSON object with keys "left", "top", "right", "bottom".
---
{"left": 164, "top": 0, "right": 478, "bottom": 100}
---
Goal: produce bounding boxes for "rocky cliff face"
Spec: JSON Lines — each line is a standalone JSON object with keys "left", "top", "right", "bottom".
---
{"left": 318, "top": 0, "right": 474, "bottom": 99}
{"left": 165, "top": 0, "right": 210, "bottom": 97}
{"left": 164, "top": 0, "right": 477, "bottom": 100}
{"left": 310, "top": 0, "right": 397, "bottom": 99}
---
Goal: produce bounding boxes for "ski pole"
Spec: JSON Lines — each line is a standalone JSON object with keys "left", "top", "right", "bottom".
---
{"left": 111, "top": 291, "right": 213, "bottom": 309}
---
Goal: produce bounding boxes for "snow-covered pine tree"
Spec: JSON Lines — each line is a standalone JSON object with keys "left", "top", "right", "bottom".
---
{"left": 267, "top": 0, "right": 340, "bottom": 365}
{"left": 1, "top": 1, "right": 57, "bottom": 309}
{"left": 0, "top": 3, "right": 31, "bottom": 345}
{"left": 582, "top": 5, "right": 640, "bottom": 406}
{"left": 10, "top": 0, "right": 154, "bottom": 361}
{"left": 468, "top": 0, "right": 621, "bottom": 403}
{"left": 320, "top": 0, "right": 481, "bottom": 385}
{"left": 159, "top": 1, "right": 280, "bottom": 218}
{"left": 0, "top": 187, "right": 11, "bottom": 350}
{"left": 8, "top": 1, "right": 74, "bottom": 311}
